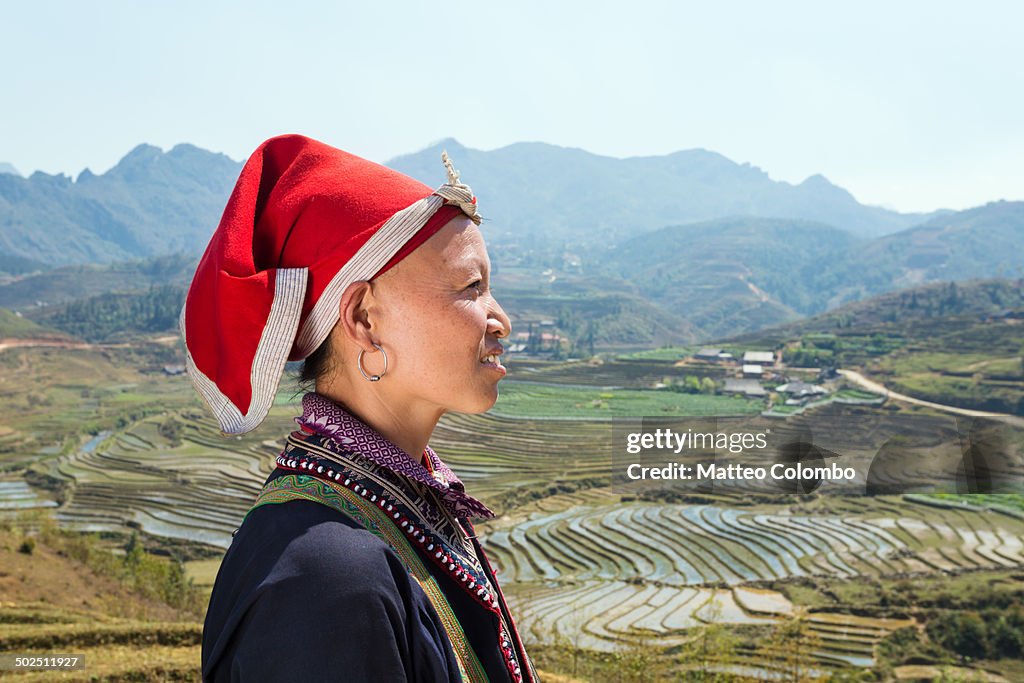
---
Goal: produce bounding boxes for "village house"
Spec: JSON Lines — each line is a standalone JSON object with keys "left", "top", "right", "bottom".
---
{"left": 743, "top": 350, "right": 775, "bottom": 366}
{"left": 694, "top": 347, "right": 735, "bottom": 363}
{"left": 723, "top": 378, "right": 767, "bottom": 397}
{"left": 775, "top": 380, "right": 826, "bottom": 399}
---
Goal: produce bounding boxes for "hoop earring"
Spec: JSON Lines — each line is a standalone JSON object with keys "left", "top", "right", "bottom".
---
{"left": 357, "top": 343, "right": 387, "bottom": 382}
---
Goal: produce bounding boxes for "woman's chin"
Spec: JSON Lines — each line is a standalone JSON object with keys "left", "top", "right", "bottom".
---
{"left": 456, "top": 386, "right": 500, "bottom": 414}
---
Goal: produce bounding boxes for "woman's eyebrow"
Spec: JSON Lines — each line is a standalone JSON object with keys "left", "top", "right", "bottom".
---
{"left": 457, "top": 258, "right": 489, "bottom": 277}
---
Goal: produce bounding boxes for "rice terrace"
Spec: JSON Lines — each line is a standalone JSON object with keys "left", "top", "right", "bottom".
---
{"left": 2, "top": 327, "right": 1023, "bottom": 682}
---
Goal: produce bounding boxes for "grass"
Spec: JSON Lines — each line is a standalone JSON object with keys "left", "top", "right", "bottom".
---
{"left": 615, "top": 346, "right": 693, "bottom": 361}
{"left": 835, "top": 388, "right": 885, "bottom": 401}
{"left": 183, "top": 558, "right": 223, "bottom": 588}
{"left": 866, "top": 348, "right": 1023, "bottom": 415}
{"left": 875, "top": 351, "right": 1023, "bottom": 379}
{"left": 0, "top": 307, "right": 68, "bottom": 339}
{"left": 493, "top": 381, "right": 763, "bottom": 418}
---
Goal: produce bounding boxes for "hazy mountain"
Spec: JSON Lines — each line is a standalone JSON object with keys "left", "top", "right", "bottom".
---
{"left": 600, "top": 216, "right": 862, "bottom": 339}
{"left": 810, "top": 200, "right": 1024, "bottom": 310}
{"left": 2, "top": 140, "right": 1019, "bottom": 348}
{"left": 0, "top": 144, "right": 240, "bottom": 267}
{"left": 595, "top": 202, "right": 1024, "bottom": 340}
{"left": 387, "top": 139, "right": 939, "bottom": 244}
{"left": 0, "top": 252, "right": 47, "bottom": 278}
{"left": 0, "top": 139, "right": 960, "bottom": 270}
{"left": 0, "top": 162, "right": 20, "bottom": 176}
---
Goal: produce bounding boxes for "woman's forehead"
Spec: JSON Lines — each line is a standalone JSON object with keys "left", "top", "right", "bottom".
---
{"left": 378, "top": 217, "right": 489, "bottom": 285}
{"left": 420, "top": 218, "right": 490, "bottom": 269}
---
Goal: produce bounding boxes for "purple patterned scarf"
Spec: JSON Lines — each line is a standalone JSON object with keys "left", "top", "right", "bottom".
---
{"left": 295, "top": 392, "right": 495, "bottom": 519}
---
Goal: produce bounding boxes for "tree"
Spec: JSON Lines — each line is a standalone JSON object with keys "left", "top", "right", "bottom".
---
{"left": 678, "top": 600, "right": 739, "bottom": 681}
{"left": 758, "top": 609, "right": 826, "bottom": 683}
{"left": 124, "top": 531, "right": 144, "bottom": 568}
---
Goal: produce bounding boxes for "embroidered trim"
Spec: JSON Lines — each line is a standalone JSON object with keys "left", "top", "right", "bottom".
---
{"left": 296, "top": 392, "right": 495, "bottom": 519}
{"left": 249, "top": 474, "right": 489, "bottom": 683}
{"left": 276, "top": 441, "right": 499, "bottom": 613}
{"left": 273, "top": 439, "right": 533, "bottom": 681}
{"left": 285, "top": 430, "right": 473, "bottom": 555}
{"left": 467, "top": 519, "right": 537, "bottom": 683}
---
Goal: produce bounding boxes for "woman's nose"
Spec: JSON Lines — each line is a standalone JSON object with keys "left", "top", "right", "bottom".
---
{"left": 487, "top": 297, "right": 511, "bottom": 339}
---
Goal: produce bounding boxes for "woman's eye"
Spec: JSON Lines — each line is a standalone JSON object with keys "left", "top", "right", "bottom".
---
{"left": 466, "top": 280, "right": 483, "bottom": 293}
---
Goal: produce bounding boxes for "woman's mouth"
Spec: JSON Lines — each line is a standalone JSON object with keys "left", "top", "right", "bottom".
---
{"left": 480, "top": 353, "right": 506, "bottom": 376}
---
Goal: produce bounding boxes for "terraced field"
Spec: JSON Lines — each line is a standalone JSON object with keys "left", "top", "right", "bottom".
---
{"left": 0, "top": 479, "right": 58, "bottom": 511}
{"left": 7, "top": 350, "right": 1024, "bottom": 679}
{"left": 486, "top": 489, "right": 1024, "bottom": 668}
{"left": 50, "top": 410, "right": 295, "bottom": 547}
{"left": 28, "top": 395, "right": 1024, "bottom": 674}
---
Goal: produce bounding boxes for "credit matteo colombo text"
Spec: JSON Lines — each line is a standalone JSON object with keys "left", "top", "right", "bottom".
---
{"left": 625, "top": 461, "right": 857, "bottom": 482}
{"left": 621, "top": 426, "right": 856, "bottom": 484}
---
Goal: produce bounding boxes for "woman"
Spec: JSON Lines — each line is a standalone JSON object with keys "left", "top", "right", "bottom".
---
{"left": 183, "top": 135, "right": 537, "bottom": 682}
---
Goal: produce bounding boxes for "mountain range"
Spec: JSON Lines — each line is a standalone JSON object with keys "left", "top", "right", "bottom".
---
{"left": 389, "top": 139, "right": 941, "bottom": 243}
{"left": 0, "top": 144, "right": 240, "bottom": 266}
{"left": 595, "top": 202, "right": 1024, "bottom": 339}
{"left": 1, "top": 140, "right": 1021, "bottom": 343}
{"left": 1, "top": 139, "right": 948, "bottom": 269}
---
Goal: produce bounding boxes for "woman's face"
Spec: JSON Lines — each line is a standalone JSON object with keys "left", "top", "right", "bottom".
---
{"left": 366, "top": 215, "right": 511, "bottom": 415}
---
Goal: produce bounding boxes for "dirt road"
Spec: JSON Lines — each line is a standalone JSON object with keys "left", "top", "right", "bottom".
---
{"left": 839, "top": 369, "right": 1024, "bottom": 428}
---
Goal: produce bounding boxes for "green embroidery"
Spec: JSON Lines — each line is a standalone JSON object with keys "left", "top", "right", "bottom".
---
{"left": 249, "top": 474, "right": 488, "bottom": 683}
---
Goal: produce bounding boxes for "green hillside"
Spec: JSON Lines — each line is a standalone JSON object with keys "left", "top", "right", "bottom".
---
{"left": 731, "top": 278, "right": 1024, "bottom": 345}
{"left": 812, "top": 201, "right": 1024, "bottom": 309}
{"left": 0, "top": 144, "right": 239, "bottom": 268}
{"left": 29, "top": 285, "right": 186, "bottom": 343}
{"left": 597, "top": 203, "right": 1024, "bottom": 340}
{"left": 0, "top": 307, "right": 68, "bottom": 340}
{"left": 601, "top": 216, "right": 861, "bottom": 338}
{"left": 495, "top": 271, "right": 699, "bottom": 350}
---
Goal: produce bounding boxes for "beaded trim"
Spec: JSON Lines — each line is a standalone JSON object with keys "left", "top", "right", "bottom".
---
{"left": 273, "top": 430, "right": 534, "bottom": 681}
{"left": 284, "top": 429, "right": 474, "bottom": 556}
{"left": 274, "top": 444, "right": 502, "bottom": 613}
{"left": 248, "top": 473, "right": 489, "bottom": 683}
{"left": 295, "top": 393, "right": 493, "bottom": 519}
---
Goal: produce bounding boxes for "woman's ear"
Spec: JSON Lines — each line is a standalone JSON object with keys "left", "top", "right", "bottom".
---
{"left": 337, "top": 280, "right": 378, "bottom": 353}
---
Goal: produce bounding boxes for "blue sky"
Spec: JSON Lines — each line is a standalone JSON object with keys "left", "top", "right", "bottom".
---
{"left": 2, "top": 0, "right": 1021, "bottom": 212}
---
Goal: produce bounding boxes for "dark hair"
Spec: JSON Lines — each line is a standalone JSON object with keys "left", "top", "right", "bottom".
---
{"left": 297, "top": 337, "right": 336, "bottom": 393}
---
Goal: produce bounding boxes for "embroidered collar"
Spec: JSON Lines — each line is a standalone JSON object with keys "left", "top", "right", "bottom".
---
{"left": 295, "top": 392, "right": 494, "bottom": 519}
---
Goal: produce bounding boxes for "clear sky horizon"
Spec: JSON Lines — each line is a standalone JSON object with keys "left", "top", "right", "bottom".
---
{"left": 3, "top": 1, "right": 1022, "bottom": 213}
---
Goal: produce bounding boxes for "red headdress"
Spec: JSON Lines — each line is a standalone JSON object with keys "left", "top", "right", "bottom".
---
{"left": 180, "top": 134, "right": 480, "bottom": 434}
